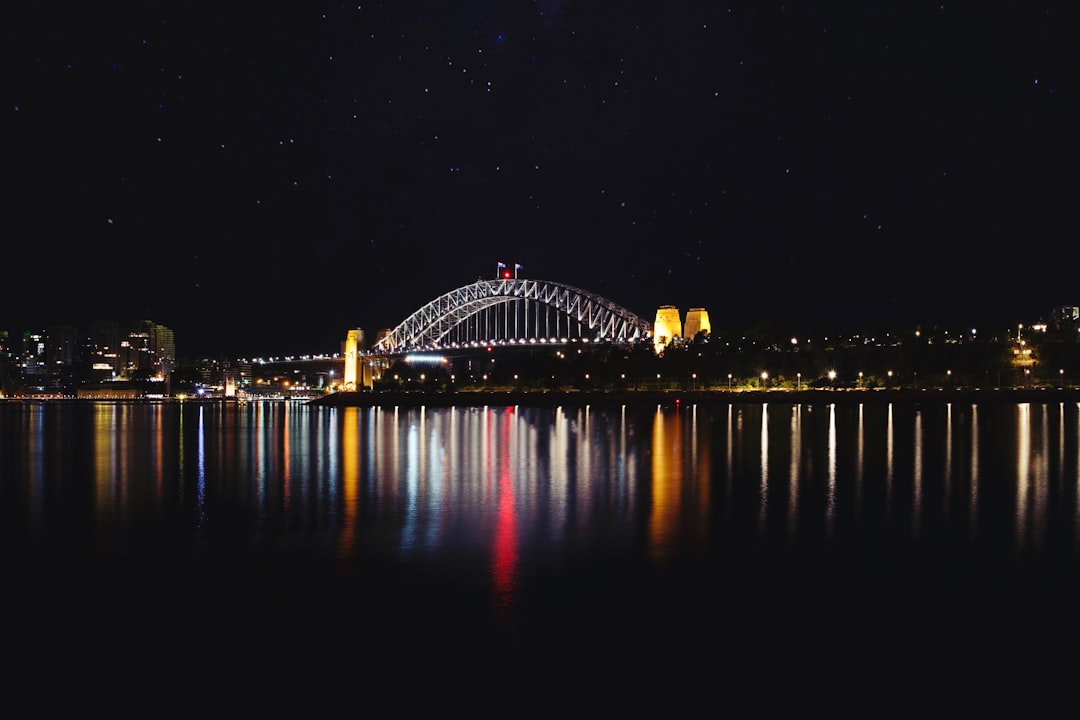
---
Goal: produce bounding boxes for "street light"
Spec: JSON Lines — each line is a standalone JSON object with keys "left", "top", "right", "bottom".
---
{"left": 761, "top": 371, "right": 768, "bottom": 390}
{"left": 728, "top": 373, "right": 733, "bottom": 391}
{"left": 797, "top": 372, "right": 801, "bottom": 391}
{"left": 828, "top": 369, "right": 837, "bottom": 388}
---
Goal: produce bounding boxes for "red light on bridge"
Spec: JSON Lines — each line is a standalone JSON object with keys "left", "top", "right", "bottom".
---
{"left": 501, "top": 270, "right": 512, "bottom": 279}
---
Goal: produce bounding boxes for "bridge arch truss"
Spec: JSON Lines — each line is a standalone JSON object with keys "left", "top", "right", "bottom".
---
{"left": 372, "top": 278, "right": 653, "bottom": 354}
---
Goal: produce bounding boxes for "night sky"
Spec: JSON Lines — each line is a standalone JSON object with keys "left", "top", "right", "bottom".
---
{"left": 6, "top": 2, "right": 1077, "bottom": 358}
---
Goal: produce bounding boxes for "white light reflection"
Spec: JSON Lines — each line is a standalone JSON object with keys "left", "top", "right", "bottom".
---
{"left": 398, "top": 409, "right": 421, "bottom": 552}
{"left": 27, "top": 405, "right": 45, "bottom": 535}
{"left": 759, "top": 403, "right": 769, "bottom": 533}
{"left": 576, "top": 407, "right": 593, "bottom": 528}
{"left": 392, "top": 406, "right": 403, "bottom": 503}
{"left": 944, "top": 403, "right": 953, "bottom": 520}
{"left": 912, "top": 405, "right": 923, "bottom": 539}
{"left": 726, "top": 404, "right": 735, "bottom": 503}
{"left": 788, "top": 404, "right": 801, "bottom": 540}
{"left": 549, "top": 407, "right": 570, "bottom": 537}
{"left": 425, "top": 408, "right": 447, "bottom": 552}
{"left": 177, "top": 400, "right": 185, "bottom": 497}
{"left": 617, "top": 405, "right": 629, "bottom": 511}
{"left": 826, "top": 403, "right": 837, "bottom": 538}
{"left": 886, "top": 403, "right": 894, "bottom": 522}
{"left": 969, "top": 404, "right": 979, "bottom": 541}
{"left": 1075, "top": 403, "right": 1080, "bottom": 552}
{"left": 253, "top": 403, "right": 267, "bottom": 506}
{"left": 196, "top": 404, "right": 206, "bottom": 527}
{"left": 1035, "top": 404, "right": 1051, "bottom": 553}
{"left": 855, "top": 403, "right": 864, "bottom": 526}
{"left": 1060, "top": 403, "right": 1067, "bottom": 493}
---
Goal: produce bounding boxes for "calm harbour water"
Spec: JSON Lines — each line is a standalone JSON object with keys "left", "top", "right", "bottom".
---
{"left": 2, "top": 398, "right": 1079, "bottom": 715}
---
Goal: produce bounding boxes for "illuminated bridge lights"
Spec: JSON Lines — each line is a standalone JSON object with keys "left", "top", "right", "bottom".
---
{"left": 404, "top": 354, "right": 449, "bottom": 365}
{"left": 371, "top": 277, "right": 652, "bottom": 355}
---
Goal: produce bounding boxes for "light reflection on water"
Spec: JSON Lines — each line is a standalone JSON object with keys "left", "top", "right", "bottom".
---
{"left": 4, "top": 400, "right": 1079, "bottom": 565}
{"left": 3, "top": 398, "right": 1080, "bottom": 710}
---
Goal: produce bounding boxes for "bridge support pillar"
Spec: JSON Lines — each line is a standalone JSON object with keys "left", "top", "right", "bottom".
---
{"left": 344, "top": 329, "right": 363, "bottom": 390}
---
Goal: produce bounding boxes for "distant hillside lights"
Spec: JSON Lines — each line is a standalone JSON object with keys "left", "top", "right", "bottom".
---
{"left": 653, "top": 305, "right": 710, "bottom": 354}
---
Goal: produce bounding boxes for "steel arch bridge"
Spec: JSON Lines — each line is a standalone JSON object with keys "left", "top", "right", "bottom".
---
{"left": 371, "top": 278, "right": 653, "bottom": 354}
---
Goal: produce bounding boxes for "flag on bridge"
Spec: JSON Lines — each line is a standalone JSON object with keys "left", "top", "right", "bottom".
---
{"left": 514, "top": 263, "right": 523, "bottom": 278}
{"left": 497, "top": 261, "right": 512, "bottom": 279}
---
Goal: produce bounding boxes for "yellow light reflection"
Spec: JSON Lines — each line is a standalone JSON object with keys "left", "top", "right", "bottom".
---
{"left": 649, "top": 406, "right": 683, "bottom": 562}
{"left": 1015, "top": 404, "right": 1031, "bottom": 553}
{"left": 339, "top": 408, "right": 360, "bottom": 562}
{"left": 692, "top": 404, "right": 711, "bottom": 545}
{"left": 94, "top": 403, "right": 118, "bottom": 529}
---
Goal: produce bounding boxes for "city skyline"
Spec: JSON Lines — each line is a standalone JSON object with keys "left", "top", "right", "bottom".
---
{"left": 2, "top": 293, "right": 1078, "bottom": 363}
{"left": 7, "top": 4, "right": 1077, "bottom": 357}
{"left": 3, "top": 295, "right": 1076, "bottom": 375}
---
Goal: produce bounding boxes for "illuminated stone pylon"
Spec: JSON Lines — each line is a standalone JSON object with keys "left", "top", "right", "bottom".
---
{"left": 344, "top": 329, "right": 363, "bottom": 390}
{"left": 653, "top": 305, "right": 682, "bottom": 354}
{"left": 684, "top": 307, "right": 711, "bottom": 342}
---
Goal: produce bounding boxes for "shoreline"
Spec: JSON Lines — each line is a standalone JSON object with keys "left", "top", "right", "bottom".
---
{"left": 309, "top": 387, "right": 1080, "bottom": 408}
{"left": 5, "top": 388, "right": 1078, "bottom": 407}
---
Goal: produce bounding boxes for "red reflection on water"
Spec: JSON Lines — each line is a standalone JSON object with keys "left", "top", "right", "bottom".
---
{"left": 491, "top": 407, "right": 518, "bottom": 625}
